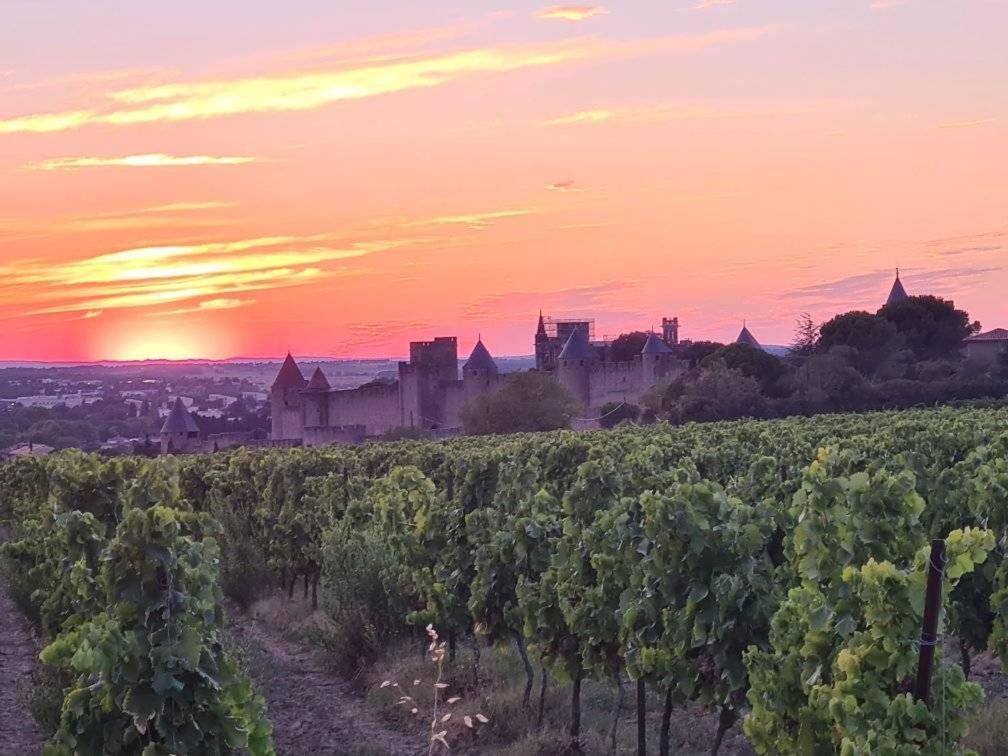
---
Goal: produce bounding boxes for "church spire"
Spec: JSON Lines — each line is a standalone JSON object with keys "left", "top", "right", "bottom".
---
{"left": 536, "top": 310, "right": 547, "bottom": 339}
{"left": 886, "top": 269, "right": 908, "bottom": 306}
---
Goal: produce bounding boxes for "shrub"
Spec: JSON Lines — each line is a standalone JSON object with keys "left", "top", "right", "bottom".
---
{"left": 597, "top": 401, "right": 640, "bottom": 429}
{"left": 316, "top": 520, "right": 411, "bottom": 672}
{"left": 380, "top": 426, "right": 432, "bottom": 442}
{"left": 214, "top": 503, "right": 274, "bottom": 610}
{"left": 1, "top": 553, "right": 41, "bottom": 626}
{"left": 18, "top": 664, "right": 69, "bottom": 738}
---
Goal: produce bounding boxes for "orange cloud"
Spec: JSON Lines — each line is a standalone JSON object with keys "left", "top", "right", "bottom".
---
{"left": 535, "top": 6, "right": 608, "bottom": 21}
{"left": 149, "top": 298, "right": 257, "bottom": 317}
{"left": 0, "top": 29, "right": 774, "bottom": 134}
{"left": 543, "top": 109, "right": 616, "bottom": 126}
{"left": 29, "top": 153, "right": 258, "bottom": 170}
{"left": 0, "top": 44, "right": 594, "bottom": 134}
{"left": 543, "top": 98, "right": 813, "bottom": 127}
{"left": 406, "top": 209, "right": 534, "bottom": 230}
{"left": 543, "top": 104, "right": 721, "bottom": 126}
{"left": 0, "top": 235, "right": 414, "bottom": 318}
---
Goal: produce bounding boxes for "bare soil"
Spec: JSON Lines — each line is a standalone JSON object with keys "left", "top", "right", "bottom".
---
{"left": 0, "top": 578, "right": 43, "bottom": 755}
{"left": 227, "top": 609, "right": 423, "bottom": 756}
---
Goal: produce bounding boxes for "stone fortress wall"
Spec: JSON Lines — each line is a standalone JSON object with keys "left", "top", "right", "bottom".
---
{"left": 269, "top": 311, "right": 715, "bottom": 446}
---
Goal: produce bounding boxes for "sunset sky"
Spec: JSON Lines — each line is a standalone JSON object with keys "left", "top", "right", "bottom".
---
{"left": 1, "top": 0, "right": 1005, "bottom": 361}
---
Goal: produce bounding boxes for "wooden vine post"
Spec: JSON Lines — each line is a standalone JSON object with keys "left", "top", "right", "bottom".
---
{"left": 913, "top": 538, "right": 946, "bottom": 704}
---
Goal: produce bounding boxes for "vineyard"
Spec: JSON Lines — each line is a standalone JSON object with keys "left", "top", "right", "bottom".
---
{"left": 3, "top": 405, "right": 1008, "bottom": 754}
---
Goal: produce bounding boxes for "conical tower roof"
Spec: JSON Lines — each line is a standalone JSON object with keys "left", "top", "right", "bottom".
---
{"left": 305, "top": 366, "right": 330, "bottom": 391}
{"left": 272, "top": 352, "right": 307, "bottom": 390}
{"left": 535, "top": 310, "right": 547, "bottom": 339}
{"left": 559, "top": 326, "right": 597, "bottom": 360}
{"left": 641, "top": 332, "right": 673, "bottom": 355}
{"left": 886, "top": 271, "right": 908, "bottom": 306}
{"left": 736, "top": 323, "right": 761, "bottom": 349}
{"left": 160, "top": 397, "right": 200, "bottom": 435}
{"left": 463, "top": 339, "right": 498, "bottom": 373}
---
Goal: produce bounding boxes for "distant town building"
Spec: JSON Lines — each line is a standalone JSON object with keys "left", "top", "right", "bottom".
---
{"left": 1, "top": 441, "right": 54, "bottom": 460}
{"left": 14, "top": 392, "right": 102, "bottom": 409}
{"left": 964, "top": 329, "right": 1008, "bottom": 366}
{"left": 100, "top": 436, "right": 142, "bottom": 454}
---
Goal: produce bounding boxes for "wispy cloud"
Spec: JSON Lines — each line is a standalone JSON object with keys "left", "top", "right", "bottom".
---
{"left": 543, "top": 100, "right": 790, "bottom": 127}
{"left": 535, "top": 6, "right": 608, "bottom": 21}
{"left": 937, "top": 117, "right": 995, "bottom": 129}
{"left": 0, "top": 201, "right": 237, "bottom": 239}
{"left": 546, "top": 180, "right": 582, "bottom": 192}
{"left": 543, "top": 109, "right": 617, "bottom": 126}
{"left": 870, "top": 0, "right": 909, "bottom": 8}
{"left": 696, "top": 0, "right": 736, "bottom": 9}
{"left": 0, "top": 43, "right": 595, "bottom": 135}
{"left": 0, "top": 235, "right": 414, "bottom": 318}
{"left": 28, "top": 153, "right": 258, "bottom": 170}
{"left": 466, "top": 281, "right": 632, "bottom": 318}
{"left": 148, "top": 298, "right": 256, "bottom": 317}
{"left": 784, "top": 266, "right": 998, "bottom": 304}
{"left": 406, "top": 209, "right": 533, "bottom": 230}
{"left": 0, "top": 29, "right": 775, "bottom": 135}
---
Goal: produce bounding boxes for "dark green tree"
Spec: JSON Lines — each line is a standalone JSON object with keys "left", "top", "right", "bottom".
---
{"left": 459, "top": 372, "right": 580, "bottom": 435}
{"left": 608, "top": 332, "right": 649, "bottom": 363}
{"left": 675, "top": 340, "right": 726, "bottom": 368}
{"left": 703, "top": 343, "right": 787, "bottom": 393}
{"left": 788, "top": 313, "right": 820, "bottom": 359}
{"left": 667, "top": 361, "right": 764, "bottom": 423}
{"left": 817, "top": 311, "right": 902, "bottom": 374}
{"left": 878, "top": 295, "right": 980, "bottom": 360}
{"left": 598, "top": 401, "right": 641, "bottom": 429}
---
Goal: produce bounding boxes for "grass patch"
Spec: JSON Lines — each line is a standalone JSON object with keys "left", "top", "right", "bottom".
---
{"left": 356, "top": 637, "right": 751, "bottom": 754}
{"left": 963, "top": 700, "right": 1008, "bottom": 755}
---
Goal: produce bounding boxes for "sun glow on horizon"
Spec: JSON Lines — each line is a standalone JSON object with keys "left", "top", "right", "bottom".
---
{"left": 103, "top": 326, "right": 224, "bottom": 362}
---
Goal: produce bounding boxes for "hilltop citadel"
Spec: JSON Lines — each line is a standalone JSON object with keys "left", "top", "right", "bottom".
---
{"left": 267, "top": 311, "right": 750, "bottom": 447}
{"left": 145, "top": 271, "right": 1008, "bottom": 454}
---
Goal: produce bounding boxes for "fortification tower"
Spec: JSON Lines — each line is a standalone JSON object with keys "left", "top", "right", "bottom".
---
{"left": 463, "top": 338, "right": 499, "bottom": 399}
{"left": 160, "top": 397, "right": 201, "bottom": 454}
{"left": 557, "top": 326, "right": 598, "bottom": 407}
{"left": 303, "top": 366, "right": 331, "bottom": 428}
{"left": 398, "top": 337, "right": 458, "bottom": 429}
{"left": 640, "top": 331, "right": 677, "bottom": 385}
{"left": 661, "top": 317, "right": 679, "bottom": 347}
{"left": 271, "top": 353, "right": 307, "bottom": 440}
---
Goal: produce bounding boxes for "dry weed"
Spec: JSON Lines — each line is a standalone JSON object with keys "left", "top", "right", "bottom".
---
{"left": 378, "top": 624, "right": 489, "bottom": 753}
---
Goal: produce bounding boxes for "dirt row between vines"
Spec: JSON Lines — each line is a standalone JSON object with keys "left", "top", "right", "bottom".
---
{"left": 0, "top": 579, "right": 43, "bottom": 755}
{"left": 227, "top": 611, "right": 423, "bottom": 756}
